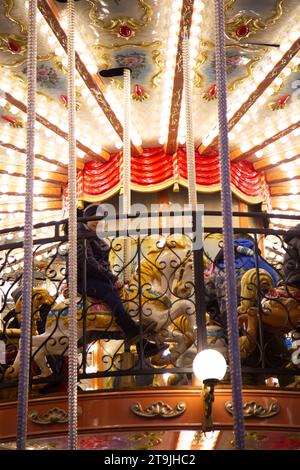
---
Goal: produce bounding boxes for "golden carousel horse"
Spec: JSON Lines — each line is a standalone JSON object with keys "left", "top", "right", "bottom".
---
{"left": 237, "top": 268, "right": 300, "bottom": 360}
{"left": 5, "top": 240, "right": 195, "bottom": 379}
{"left": 1, "top": 287, "right": 54, "bottom": 341}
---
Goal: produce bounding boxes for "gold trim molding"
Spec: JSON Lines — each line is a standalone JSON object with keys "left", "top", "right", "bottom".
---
{"left": 29, "top": 406, "right": 82, "bottom": 425}
{"left": 4, "top": 0, "right": 28, "bottom": 33}
{"left": 131, "top": 401, "right": 187, "bottom": 419}
{"left": 225, "top": 0, "right": 284, "bottom": 41}
{"left": 86, "top": 0, "right": 153, "bottom": 39}
{"left": 93, "top": 41, "right": 164, "bottom": 88}
{"left": 225, "top": 400, "right": 280, "bottom": 419}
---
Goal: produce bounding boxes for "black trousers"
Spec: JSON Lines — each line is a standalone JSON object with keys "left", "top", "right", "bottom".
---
{"left": 79, "top": 278, "right": 139, "bottom": 340}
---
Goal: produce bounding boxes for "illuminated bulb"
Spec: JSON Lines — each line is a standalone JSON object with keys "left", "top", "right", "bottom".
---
{"left": 280, "top": 136, "right": 288, "bottom": 144}
{"left": 288, "top": 171, "right": 295, "bottom": 179}
{"left": 10, "top": 106, "right": 19, "bottom": 115}
{"left": 240, "top": 143, "right": 251, "bottom": 153}
{"left": 252, "top": 137, "right": 261, "bottom": 146}
{"left": 132, "top": 137, "right": 142, "bottom": 146}
{"left": 280, "top": 43, "right": 290, "bottom": 53}
{"left": 257, "top": 96, "right": 266, "bottom": 105}
{"left": 279, "top": 202, "right": 288, "bottom": 210}
{"left": 242, "top": 115, "right": 250, "bottom": 124}
{"left": 283, "top": 67, "right": 292, "bottom": 77}
{"left": 289, "top": 31, "right": 299, "bottom": 42}
{"left": 87, "top": 64, "right": 98, "bottom": 74}
{"left": 266, "top": 87, "right": 274, "bottom": 96}
{"left": 291, "top": 187, "right": 299, "bottom": 194}
{"left": 285, "top": 150, "right": 294, "bottom": 158}
{"left": 274, "top": 77, "right": 283, "bottom": 86}
{"left": 270, "top": 156, "right": 279, "bottom": 164}
{"left": 158, "top": 136, "right": 165, "bottom": 145}
{"left": 290, "top": 113, "right": 299, "bottom": 125}
{"left": 40, "top": 171, "right": 48, "bottom": 180}
{"left": 87, "top": 96, "right": 95, "bottom": 107}
{"left": 2, "top": 83, "right": 11, "bottom": 92}
{"left": 256, "top": 150, "right": 264, "bottom": 158}
{"left": 40, "top": 24, "right": 49, "bottom": 34}
{"left": 6, "top": 165, "right": 15, "bottom": 174}
{"left": 55, "top": 47, "right": 64, "bottom": 57}
{"left": 81, "top": 88, "right": 89, "bottom": 97}
{"left": 277, "top": 122, "right": 287, "bottom": 131}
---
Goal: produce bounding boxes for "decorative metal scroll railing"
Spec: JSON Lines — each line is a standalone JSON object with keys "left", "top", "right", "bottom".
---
{"left": 0, "top": 210, "right": 300, "bottom": 396}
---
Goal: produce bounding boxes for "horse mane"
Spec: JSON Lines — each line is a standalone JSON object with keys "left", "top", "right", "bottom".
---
{"left": 132, "top": 238, "right": 188, "bottom": 286}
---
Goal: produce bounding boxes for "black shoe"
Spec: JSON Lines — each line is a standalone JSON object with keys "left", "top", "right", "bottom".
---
{"left": 127, "top": 321, "right": 157, "bottom": 346}
{"left": 136, "top": 340, "right": 168, "bottom": 358}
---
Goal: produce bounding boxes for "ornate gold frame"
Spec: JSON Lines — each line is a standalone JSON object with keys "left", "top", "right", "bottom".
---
{"left": 194, "top": 41, "right": 266, "bottom": 91}
{"left": 86, "top": 0, "right": 153, "bottom": 39}
{"left": 225, "top": 0, "right": 284, "bottom": 41}
{"left": 4, "top": 0, "right": 28, "bottom": 33}
{"left": 93, "top": 40, "right": 164, "bottom": 88}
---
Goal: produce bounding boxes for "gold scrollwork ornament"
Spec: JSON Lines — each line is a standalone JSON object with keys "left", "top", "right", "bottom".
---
{"left": 131, "top": 401, "right": 186, "bottom": 418}
{"left": 86, "top": 0, "right": 153, "bottom": 39}
{"left": 225, "top": 400, "right": 280, "bottom": 418}
{"left": 29, "top": 406, "right": 82, "bottom": 424}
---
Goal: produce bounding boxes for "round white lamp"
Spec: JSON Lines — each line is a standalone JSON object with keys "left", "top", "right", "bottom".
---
{"left": 193, "top": 349, "right": 227, "bottom": 431}
{"left": 193, "top": 349, "right": 227, "bottom": 384}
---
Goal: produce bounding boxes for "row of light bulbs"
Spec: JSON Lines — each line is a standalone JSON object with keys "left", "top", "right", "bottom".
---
{"left": 201, "top": 11, "right": 300, "bottom": 148}
{"left": 159, "top": 0, "right": 204, "bottom": 145}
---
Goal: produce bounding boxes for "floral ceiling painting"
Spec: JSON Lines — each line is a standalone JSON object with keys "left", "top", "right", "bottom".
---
{"left": 94, "top": 41, "right": 164, "bottom": 95}
{"left": 199, "top": 44, "right": 267, "bottom": 99}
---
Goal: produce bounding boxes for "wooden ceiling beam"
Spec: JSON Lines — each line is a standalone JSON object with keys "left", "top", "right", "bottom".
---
{"left": 199, "top": 35, "right": 300, "bottom": 154}
{"left": 231, "top": 120, "right": 300, "bottom": 162}
{"left": 0, "top": 139, "right": 83, "bottom": 172}
{"left": 271, "top": 198, "right": 299, "bottom": 211}
{"left": 254, "top": 152, "right": 300, "bottom": 172}
{"left": 0, "top": 185, "right": 61, "bottom": 198}
{"left": 0, "top": 162, "right": 67, "bottom": 184}
{"left": 38, "top": 0, "right": 142, "bottom": 157}
{"left": 270, "top": 185, "right": 300, "bottom": 196}
{"left": 0, "top": 200, "right": 62, "bottom": 213}
{"left": 266, "top": 168, "right": 300, "bottom": 185}
{"left": 1, "top": 90, "right": 96, "bottom": 166}
{"left": 164, "top": 0, "right": 194, "bottom": 155}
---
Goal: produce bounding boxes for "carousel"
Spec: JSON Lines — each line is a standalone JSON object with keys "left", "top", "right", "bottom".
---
{"left": 0, "top": 0, "right": 300, "bottom": 452}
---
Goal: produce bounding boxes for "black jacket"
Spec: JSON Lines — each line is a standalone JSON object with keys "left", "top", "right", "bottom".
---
{"left": 282, "top": 223, "right": 300, "bottom": 288}
{"left": 67, "top": 223, "right": 117, "bottom": 291}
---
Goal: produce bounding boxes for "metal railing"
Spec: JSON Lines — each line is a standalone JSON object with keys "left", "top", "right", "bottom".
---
{"left": 0, "top": 210, "right": 300, "bottom": 394}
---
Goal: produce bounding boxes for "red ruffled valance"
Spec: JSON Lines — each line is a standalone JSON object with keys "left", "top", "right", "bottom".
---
{"left": 64, "top": 147, "right": 268, "bottom": 204}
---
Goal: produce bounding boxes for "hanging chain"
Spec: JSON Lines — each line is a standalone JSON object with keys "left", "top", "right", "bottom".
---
{"left": 182, "top": 32, "right": 197, "bottom": 210}
{"left": 123, "top": 68, "right": 131, "bottom": 282}
{"left": 16, "top": 0, "right": 37, "bottom": 450}
{"left": 67, "top": 0, "right": 78, "bottom": 450}
{"left": 214, "top": 0, "right": 245, "bottom": 449}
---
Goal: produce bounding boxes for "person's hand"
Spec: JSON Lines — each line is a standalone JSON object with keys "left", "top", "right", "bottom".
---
{"left": 114, "top": 279, "right": 124, "bottom": 289}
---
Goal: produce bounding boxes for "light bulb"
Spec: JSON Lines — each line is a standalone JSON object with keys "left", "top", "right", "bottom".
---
{"left": 193, "top": 349, "right": 227, "bottom": 382}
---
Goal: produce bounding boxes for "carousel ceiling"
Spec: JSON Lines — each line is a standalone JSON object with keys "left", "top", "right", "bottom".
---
{"left": 0, "top": 0, "right": 299, "bottom": 230}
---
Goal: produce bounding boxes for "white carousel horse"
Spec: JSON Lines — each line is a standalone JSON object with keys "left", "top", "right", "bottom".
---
{"left": 5, "top": 239, "right": 195, "bottom": 379}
